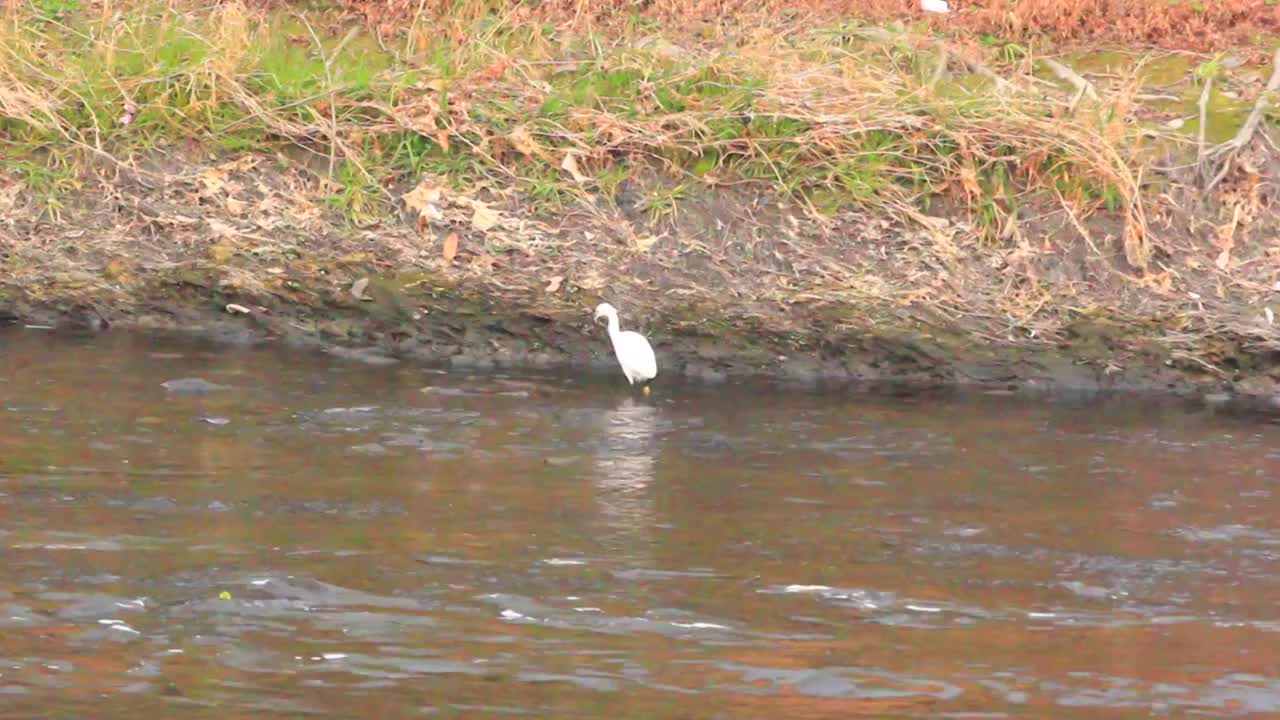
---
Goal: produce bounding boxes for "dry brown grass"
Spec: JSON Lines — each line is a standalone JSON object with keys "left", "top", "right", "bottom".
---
{"left": 330, "top": 0, "right": 1279, "bottom": 52}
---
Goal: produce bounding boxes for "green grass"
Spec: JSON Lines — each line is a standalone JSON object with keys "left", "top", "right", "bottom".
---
{"left": 6, "top": 156, "right": 79, "bottom": 218}
{"left": 638, "top": 182, "right": 688, "bottom": 223}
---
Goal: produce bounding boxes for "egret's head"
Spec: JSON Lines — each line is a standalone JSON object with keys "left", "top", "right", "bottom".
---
{"left": 593, "top": 302, "right": 617, "bottom": 325}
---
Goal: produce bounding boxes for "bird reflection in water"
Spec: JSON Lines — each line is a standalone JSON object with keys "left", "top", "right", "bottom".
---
{"left": 592, "top": 396, "right": 661, "bottom": 558}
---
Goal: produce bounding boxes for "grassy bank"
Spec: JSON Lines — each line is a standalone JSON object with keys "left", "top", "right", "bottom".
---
{"left": 338, "top": 0, "right": 1278, "bottom": 53}
{"left": 3, "top": 2, "right": 1274, "bottom": 232}
{"left": 4, "top": 4, "right": 1264, "bottom": 241}
{"left": 2, "top": 0, "right": 1279, "bottom": 392}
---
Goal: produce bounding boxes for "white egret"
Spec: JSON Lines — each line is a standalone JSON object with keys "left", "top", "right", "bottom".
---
{"left": 593, "top": 302, "right": 657, "bottom": 393}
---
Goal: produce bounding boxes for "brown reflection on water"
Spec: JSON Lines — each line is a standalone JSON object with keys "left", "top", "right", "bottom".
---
{"left": 2, "top": 329, "right": 1280, "bottom": 718}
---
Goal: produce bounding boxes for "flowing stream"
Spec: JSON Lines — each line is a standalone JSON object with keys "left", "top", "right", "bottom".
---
{"left": 2, "top": 329, "right": 1279, "bottom": 718}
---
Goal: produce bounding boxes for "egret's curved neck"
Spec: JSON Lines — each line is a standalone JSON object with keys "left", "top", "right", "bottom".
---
{"left": 604, "top": 313, "right": 621, "bottom": 339}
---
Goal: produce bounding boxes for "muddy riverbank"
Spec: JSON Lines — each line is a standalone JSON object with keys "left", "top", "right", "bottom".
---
{"left": 3, "top": 148, "right": 1280, "bottom": 410}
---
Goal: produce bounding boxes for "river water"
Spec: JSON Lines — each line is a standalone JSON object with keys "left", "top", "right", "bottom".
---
{"left": 2, "top": 329, "right": 1279, "bottom": 718}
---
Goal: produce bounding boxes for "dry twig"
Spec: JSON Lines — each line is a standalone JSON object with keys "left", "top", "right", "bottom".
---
{"left": 1041, "top": 58, "right": 1098, "bottom": 107}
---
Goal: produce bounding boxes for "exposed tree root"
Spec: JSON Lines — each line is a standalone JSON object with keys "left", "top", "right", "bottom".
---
{"left": 1203, "top": 47, "right": 1280, "bottom": 192}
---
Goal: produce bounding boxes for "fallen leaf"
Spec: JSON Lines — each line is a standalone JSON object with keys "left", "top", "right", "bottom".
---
{"left": 1215, "top": 246, "right": 1232, "bottom": 270}
{"left": 225, "top": 303, "right": 252, "bottom": 315}
{"left": 545, "top": 275, "right": 564, "bottom": 293}
{"left": 404, "top": 108, "right": 438, "bottom": 135}
{"left": 561, "top": 152, "right": 590, "bottom": 183}
{"left": 208, "top": 220, "right": 238, "bottom": 240}
{"left": 632, "top": 234, "right": 660, "bottom": 252}
{"left": 509, "top": 125, "right": 542, "bottom": 158}
{"left": 225, "top": 196, "right": 246, "bottom": 215}
{"left": 199, "top": 168, "right": 227, "bottom": 196}
{"left": 442, "top": 231, "right": 459, "bottom": 263}
{"left": 222, "top": 156, "right": 258, "bottom": 173}
{"left": 351, "top": 277, "right": 371, "bottom": 301}
{"left": 470, "top": 202, "right": 500, "bottom": 231}
{"left": 474, "top": 57, "right": 509, "bottom": 82}
{"left": 436, "top": 128, "right": 450, "bottom": 152}
{"left": 103, "top": 256, "right": 131, "bottom": 282}
{"left": 402, "top": 180, "right": 444, "bottom": 215}
{"left": 959, "top": 164, "right": 981, "bottom": 203}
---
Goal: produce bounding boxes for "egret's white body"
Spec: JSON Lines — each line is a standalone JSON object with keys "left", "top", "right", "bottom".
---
{"left": 593, "top": 303, "right": 657, "bottom": 387}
